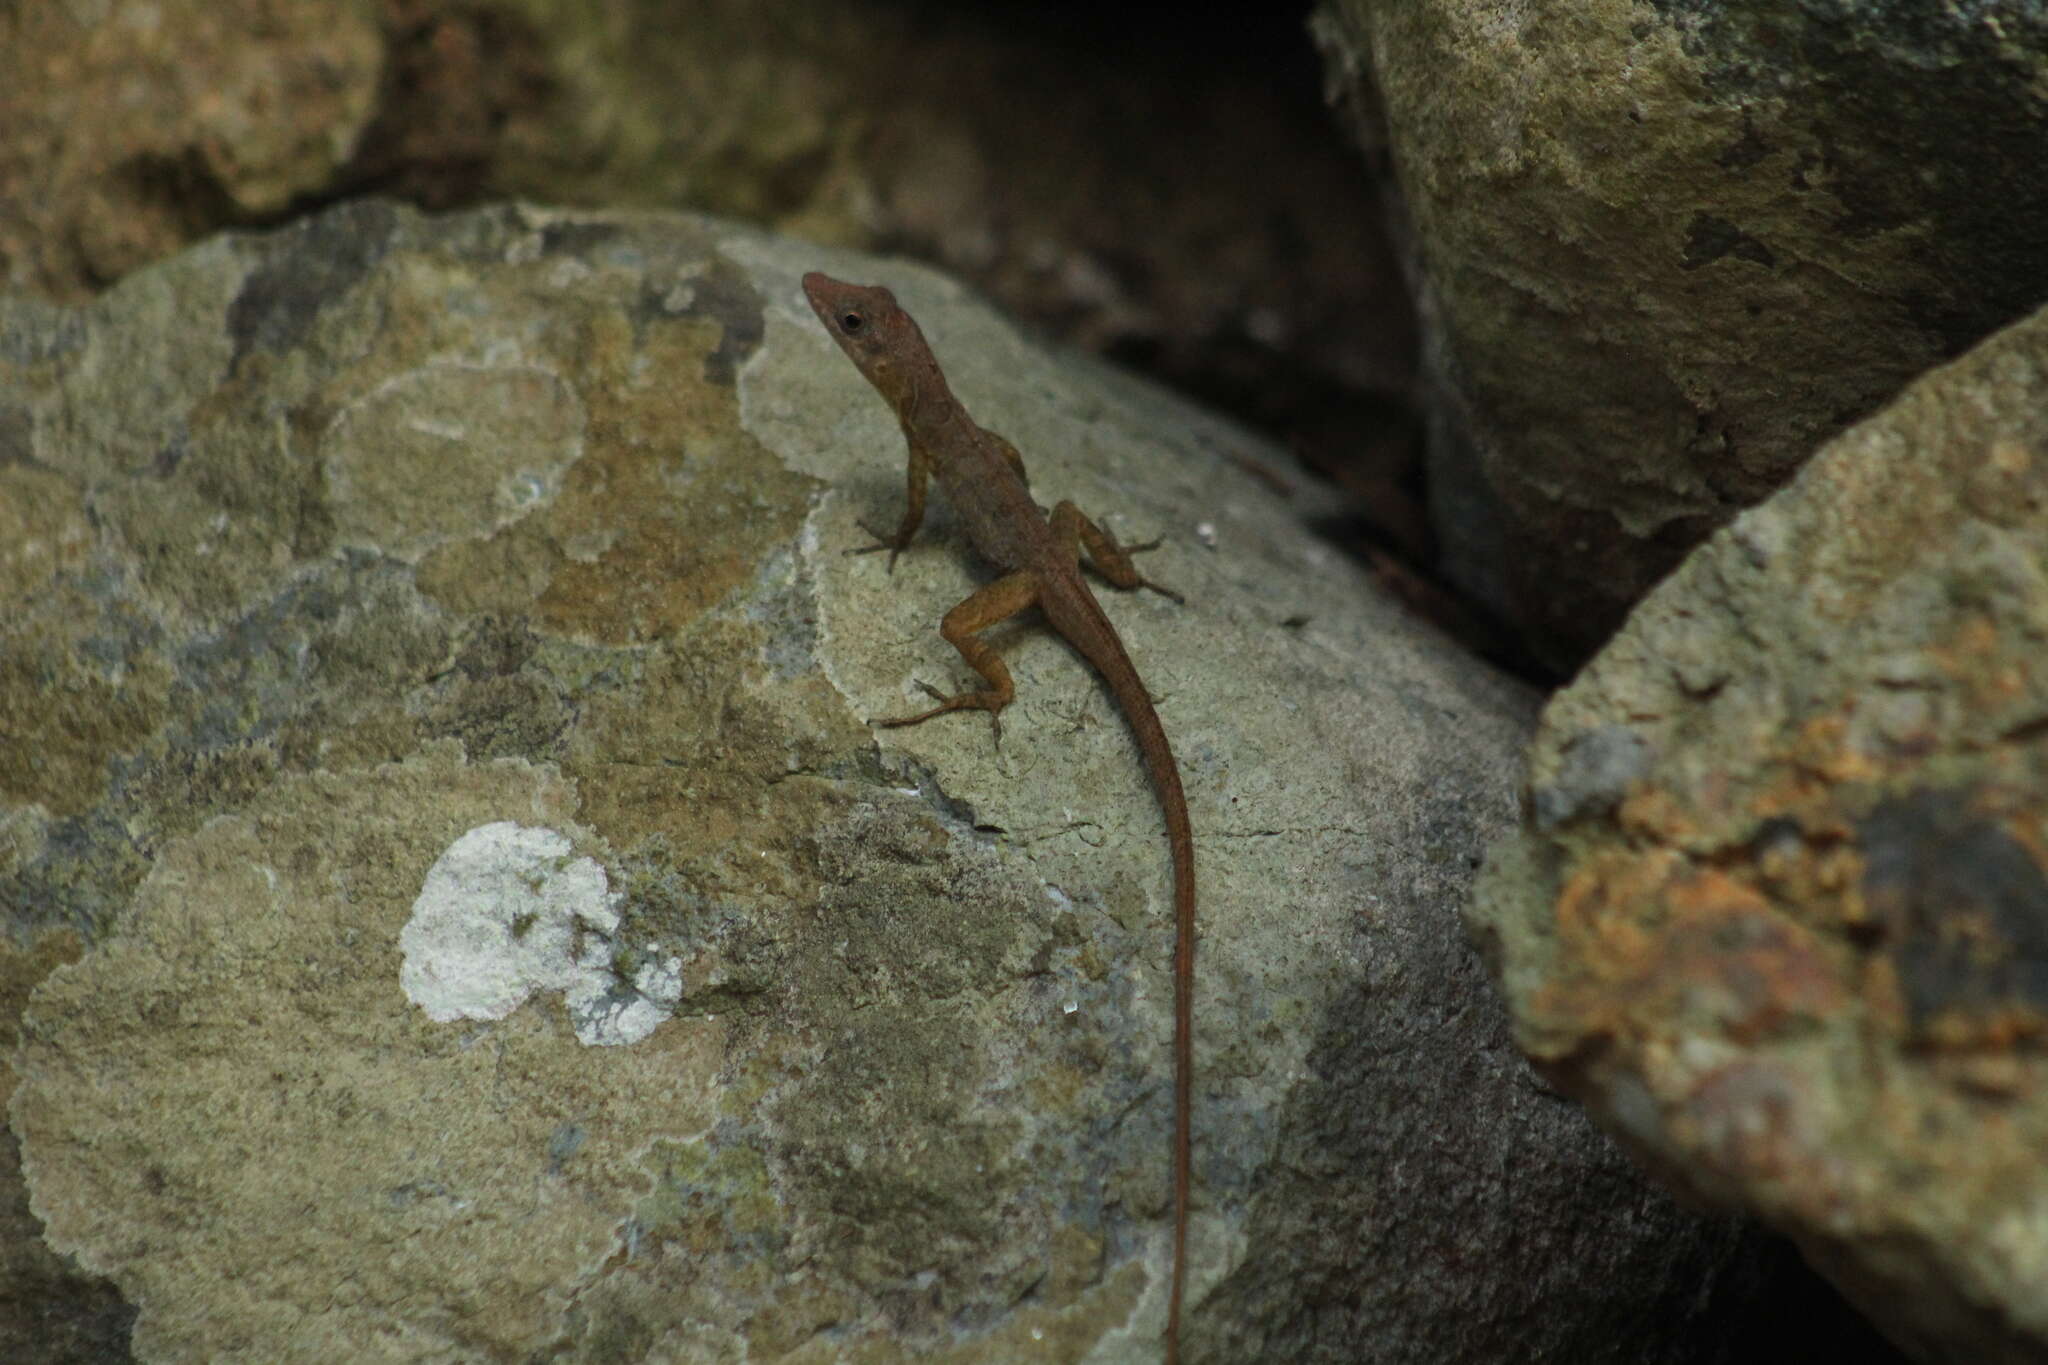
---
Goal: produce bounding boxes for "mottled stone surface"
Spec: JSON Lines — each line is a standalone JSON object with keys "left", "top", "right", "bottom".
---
{"left": 1471, "top": 301, "right": 2048, "bottom": 1364}
{"left": 0, "top": 931, "right": 133, "bottom": 1362}
{"left": 1, "top": 0, "right": 1405, "bottom": 486}
{"left": 1315, "top": 0, "right": 2048, "bottom": 669}
{"left": 0, "top": 0, "right": 386, "bottom": 293}
{"left": 7, "top": 201, "right": 1777, "bottom": 1361}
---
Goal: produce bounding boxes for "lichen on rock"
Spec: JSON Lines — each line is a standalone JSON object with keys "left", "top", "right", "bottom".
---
{"left": 1472, "top": 300, "right": 2048, "bottom": 1365}
{"left": 400, "top": 819, "right": 684, "bottom": 1047}
{"left": 3, "top": 200, "right": 1724, "bottom": 1361}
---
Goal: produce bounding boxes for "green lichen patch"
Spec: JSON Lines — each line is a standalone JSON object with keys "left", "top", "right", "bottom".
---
{"left": 0, "top": 613, "right": 169, "bottom": 819}
{"left": 0, "top": 463, "right": 91, "bottom": 603}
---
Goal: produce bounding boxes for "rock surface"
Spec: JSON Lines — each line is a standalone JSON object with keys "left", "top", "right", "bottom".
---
{"left": 7, "top": 200, "right": 1796, "bottom": 1361}
{"left": 1, "top": 0, "right": 1406, "bottom": 483}
{"left": 0, "top": 930, "right": 134, "bottom": 1362}
{"left": 1470, "top": 300, "right": 2048, "bottom": 1365}
{"left": 1315, "top": 0, "right": 2048, "bottom": 668}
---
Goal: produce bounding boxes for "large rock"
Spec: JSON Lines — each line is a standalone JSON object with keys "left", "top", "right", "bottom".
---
{"left": 1315, "top": 0, "right": 2048, "bottom": 668}
{"left": 0, "top": 0, "right": 387, "bottom": 296}
{"left": 1, "top": 0, "right": 1404, "bottom": 486}
{"left": 6, "top": 200, "right": 1798, "bottom": 1361}
{"left": 1471, "top": 300, "right": 2048, "bottom": 1364}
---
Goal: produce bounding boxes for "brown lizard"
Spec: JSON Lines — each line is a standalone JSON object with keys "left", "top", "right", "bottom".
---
{"left": 803, "top": 271, "right": 1197, "bottom": 1362}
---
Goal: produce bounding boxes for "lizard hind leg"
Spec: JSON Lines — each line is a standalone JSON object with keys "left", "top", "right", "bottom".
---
{"left": 1049, "top": 500, "right": 1185, "bottom": 604}
{"left": 872, "top": 570, "right": 1041, "bottom": 744}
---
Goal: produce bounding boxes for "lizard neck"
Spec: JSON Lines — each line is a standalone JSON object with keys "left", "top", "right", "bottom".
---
{"left": 895, "top": 370, "right": 971, "bottom": 453}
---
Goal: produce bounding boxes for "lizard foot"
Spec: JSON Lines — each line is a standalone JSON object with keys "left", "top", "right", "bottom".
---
{"left": 1119, "top": 539, "right": 1187, "bottom": 603}
{"left": 849, "top": 520, "right": 913, "bottom": 572}
{"left": 872, "top": 681, "right": 1004, "bottom": 747}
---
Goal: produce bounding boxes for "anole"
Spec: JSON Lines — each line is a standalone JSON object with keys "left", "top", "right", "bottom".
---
{"left": 804, "top": 272, "right": 1198, "bottom": 1362}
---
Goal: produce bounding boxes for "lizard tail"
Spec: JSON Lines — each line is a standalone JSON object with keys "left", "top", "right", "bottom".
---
{"left": 1054, "top": 588, "right": 1196, "bottom": 1363}
{"left": 1142, "top": 699, "right": 1194, "bottom": 1365}
{"left": 1162, "top": 738, "right": 1194, "bottom": 1365}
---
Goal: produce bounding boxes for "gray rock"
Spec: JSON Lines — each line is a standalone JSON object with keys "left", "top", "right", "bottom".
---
{"left": 6, "top": 200, "right": 1758, "bottom": 1361}
{"left": 1471, "top": 300, "right": 2048, "bottom": 1364}
{"left": 1314, "top": 0, "right": 2048, "bottom": 668}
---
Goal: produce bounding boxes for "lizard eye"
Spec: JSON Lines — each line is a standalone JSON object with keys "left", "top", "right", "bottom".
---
{"left": 839, "top": 311, "right": 864, "bottom": 334}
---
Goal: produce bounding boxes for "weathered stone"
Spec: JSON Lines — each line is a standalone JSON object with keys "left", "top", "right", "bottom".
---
{"left": 7, "top": 201, "right": 1779, "bottom": 1360}
{"left": 0, "top": 0, "right": 385, "bottom": 293}
{"left": 1, "top": 1, "right": 1404, "bottom": 489}
{"left": 0, "top": 929, "right": 133, "bottom": 1361}
{"left": 1315, "top": 0, "right": 2048, "bottom": 668}
{"left": 1471, "top": 301, "right": 2048, "bottom": 1364}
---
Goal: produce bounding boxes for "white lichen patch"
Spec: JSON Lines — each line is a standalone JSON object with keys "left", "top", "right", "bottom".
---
{"left": 400, "top": 821, "right": 672, "bottom": 1046}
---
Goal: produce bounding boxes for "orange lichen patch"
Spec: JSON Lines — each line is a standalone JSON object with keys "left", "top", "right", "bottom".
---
{"left": 1529, "top": 849, "right": 1686, "bottom": 1050}
{"left": 1746, "top": 828, "right": 1875, "bottom": 960}
{"left": 1663, "top": 866, "right": 1772, "bottom": 921}
{"left": 1616, "top": 785, "right": 1697, "bottom": 843}
{"left": 1784, "top": 711, "right": 1884, "bottom": 786}
{"left": 1749, "top": 772, "right": 1828, "bottom": 828}
{"left": 1537, "top": 856, "right": 1849, "bottom": 1054}
{"left": 526, "top": 321, "right": 815, "bottom": 646}
{"left": 1917, "top": 1003, "right": 2048, "bottom": 1051}
{"left": 1928, "top": 615, "right": 2004, "bottom": 689}
{"left": 1555, "top": 847, "right": 1685, "bottom": 963}
{"left": 1925, "top": 609, "right": 2039, "bottom": 732}
{"left": 1747, "top": 757, "right": 1894, "bottom": 843}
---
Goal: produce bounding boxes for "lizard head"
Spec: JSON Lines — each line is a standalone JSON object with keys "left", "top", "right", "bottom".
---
{"left": 802, "top": 271, "right": 928, "bottom": 410}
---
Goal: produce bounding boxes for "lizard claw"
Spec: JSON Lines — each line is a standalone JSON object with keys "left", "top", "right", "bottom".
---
{"left": 1118, "top": 537, "right": 1185, "bottom": 603}
{"left": 850, "top": 520, "right": 909, "bottom": 572}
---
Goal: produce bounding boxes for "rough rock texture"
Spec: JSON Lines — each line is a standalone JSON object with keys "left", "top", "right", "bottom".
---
{"left": 1470, "top": 301, "right": 2048, "bottom": 1364}
{"left": 3, "top": 200, "right": 1810, "bottom": 1360}
{"left": 1, "top": 0, "right": 1407, "bottom": 479}
{"left": 0, "top": 932, "right": 134, "bottom": 1362}
{"left": 0, "top": 0, "right": 388, "bottom": 292}
{"left": 1315, "top": 0, "right": 2048, "bottom": 669}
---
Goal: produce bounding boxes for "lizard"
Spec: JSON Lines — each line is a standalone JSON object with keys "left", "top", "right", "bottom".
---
{"left": 802, "top": 271, "right": 1197, "bottom": 1362}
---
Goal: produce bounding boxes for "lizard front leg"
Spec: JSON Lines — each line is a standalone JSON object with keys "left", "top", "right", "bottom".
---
{"left": 1049, "top": 500, "right": 1185, "bottom": 604}
{"left": 853, "top": 434, "right": 934, "bottom": 572}
{"left": 873, "top": 570, "right": 1040, "bottom": 744}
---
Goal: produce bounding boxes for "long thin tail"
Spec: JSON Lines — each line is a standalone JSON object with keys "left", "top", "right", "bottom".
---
{"left": 1053, "top": 587, "right": 1196, "bottom": 1363}
{"left": 1157, "top": 728, "right": 1194, "bottom": 1365}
